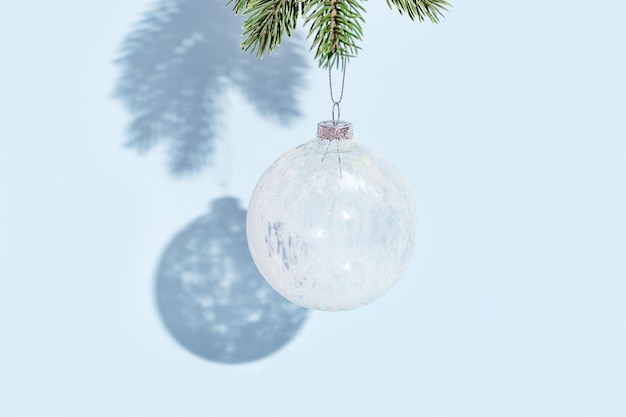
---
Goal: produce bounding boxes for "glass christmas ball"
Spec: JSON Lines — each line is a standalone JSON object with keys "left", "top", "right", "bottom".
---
{"left": 247, "top": 121, "right": 418, "bottom": 311}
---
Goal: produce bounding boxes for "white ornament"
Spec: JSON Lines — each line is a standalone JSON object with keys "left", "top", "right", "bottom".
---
{"left": 247, "top": 121, "right": 418, "bottom": 311}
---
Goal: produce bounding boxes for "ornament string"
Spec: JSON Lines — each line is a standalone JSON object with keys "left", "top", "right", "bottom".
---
{"left": 329, "top": 64, "right": 347, "bottom": 124}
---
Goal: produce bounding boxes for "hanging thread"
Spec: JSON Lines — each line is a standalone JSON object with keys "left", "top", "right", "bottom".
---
{"left": 329, "top": 64, "right": 347, "bottom": 124}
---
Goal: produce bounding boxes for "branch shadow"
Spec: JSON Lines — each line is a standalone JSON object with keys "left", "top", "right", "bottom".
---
{"left": 115, "top": 0, "right": 307, "bottom": 175}
{"left": 155, "top": 197, "right": 309, "bottom": 364}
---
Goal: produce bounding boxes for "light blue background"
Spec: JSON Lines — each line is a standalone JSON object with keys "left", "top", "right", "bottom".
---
{"left": 1, "top": 1, "right": 625, "bottom": 416}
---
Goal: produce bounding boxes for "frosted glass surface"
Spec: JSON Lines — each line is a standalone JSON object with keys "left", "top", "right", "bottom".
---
{"left": 247, "top": 134, "right": 418, "bottom": 311}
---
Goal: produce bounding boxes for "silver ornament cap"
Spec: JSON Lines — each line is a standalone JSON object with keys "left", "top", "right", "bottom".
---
{"left": 317, "top": 120, "right": 353, "bottom": 141}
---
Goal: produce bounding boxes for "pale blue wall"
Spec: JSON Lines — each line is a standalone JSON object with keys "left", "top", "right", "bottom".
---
{"left": 1, "top": 1, "right": 625, "bottom": 416}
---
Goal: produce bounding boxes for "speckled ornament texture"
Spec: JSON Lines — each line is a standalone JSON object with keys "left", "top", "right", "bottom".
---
{"left": 247, "top": 126, "right": 418, "bottom": 311}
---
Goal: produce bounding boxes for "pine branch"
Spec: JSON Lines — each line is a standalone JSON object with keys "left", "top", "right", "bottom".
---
{"left": 230, "top": 0, "right": 450, "bottom": 68}
{"left": 234, "top": 0, "right": 302, "bottom": 59}
{"left": 385, "top": 0, "right": 450, "bottom": 23}
{"left": 304, "top": 0, "right": 365, "bottom": 69}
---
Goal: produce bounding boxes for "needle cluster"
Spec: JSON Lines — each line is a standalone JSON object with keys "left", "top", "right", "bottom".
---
{"left": 385, "top": 0, "right": 450, "bottom": 22}
{"left": 229, "top": 0, "right": 450, "bottom": 68}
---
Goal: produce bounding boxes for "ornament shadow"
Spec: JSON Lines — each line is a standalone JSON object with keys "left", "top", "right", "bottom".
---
{"left": 155, "top": 197, "right": 309, "bottom": 364}
{"left": 115, "top": 0, "right": 307, "bottom": 175}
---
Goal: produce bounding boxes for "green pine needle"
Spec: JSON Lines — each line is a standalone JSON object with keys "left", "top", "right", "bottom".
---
{"left": 385, "top": 0, "right": 451, "bottom": 22}
{"left": 228, "top": 0, "right": 251, "bottom": 15}
{"left": 304, "top": 0, "right": 365, "bottom": 68}
{"left": 229, "top": 0, "right": 450, "bottom": 68}
{"left": 231, "top": 0, "right": 301, "bottom": 59}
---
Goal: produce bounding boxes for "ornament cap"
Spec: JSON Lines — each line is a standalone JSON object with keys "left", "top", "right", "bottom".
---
{"left": 317, "top": 120, "right": 353, "bottom": 141}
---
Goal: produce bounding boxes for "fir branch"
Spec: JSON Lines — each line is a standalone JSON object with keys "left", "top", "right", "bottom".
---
{"left": 304, "top": 0, "right": 365, "bottom": 69}
{"left": 230, "top": 0, "right": 450, "bottom": 68}
{"left": 385, "top": 0, "right": 450, "bottom": 23}
{"left": 236, "top": 0, "right": 302, "bottom": 59}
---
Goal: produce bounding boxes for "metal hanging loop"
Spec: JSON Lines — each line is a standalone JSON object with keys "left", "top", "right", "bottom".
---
{"left": 329, "top": 63, "right": 347, "bottom": 124}
{"left": 331, "top": 102, "right": 341, "bottom": 124}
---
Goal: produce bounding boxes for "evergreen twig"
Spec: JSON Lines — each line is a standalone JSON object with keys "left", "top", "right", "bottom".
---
{"left": 233, "top": 0, "right": 302, "bottom": 60}
{"left": 304, "top": 0, "right": 365, "bottom": 69}
{"left": 229, "top": 0, "right": 450, "bottom": 68}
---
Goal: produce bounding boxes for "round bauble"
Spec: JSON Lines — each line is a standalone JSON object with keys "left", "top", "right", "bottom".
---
{"left": 247, "top": 121, "right": 418, "bottom": 311}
